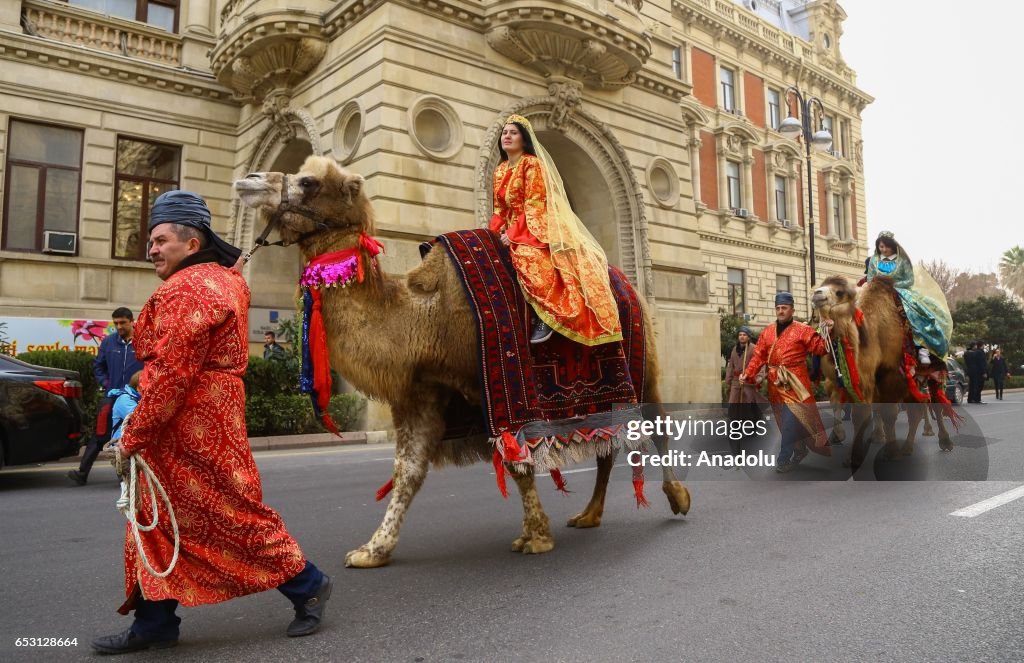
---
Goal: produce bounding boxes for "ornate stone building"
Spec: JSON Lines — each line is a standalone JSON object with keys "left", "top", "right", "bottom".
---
{"left": 0, "top": 0, "right": 871, "bottom": 422}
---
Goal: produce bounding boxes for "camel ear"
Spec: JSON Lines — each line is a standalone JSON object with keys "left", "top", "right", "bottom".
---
{"left": 344, "top": 174, "right": 364, "bottom": 201}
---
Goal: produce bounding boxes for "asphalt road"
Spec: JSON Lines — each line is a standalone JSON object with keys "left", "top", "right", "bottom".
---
{"left": 1, "top": 395, "right": 1022, "bottom": 662}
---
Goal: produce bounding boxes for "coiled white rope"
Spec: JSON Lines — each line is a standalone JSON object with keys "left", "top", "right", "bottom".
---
{"left": 116, "top": 454, "right": 179, "bottom": 578}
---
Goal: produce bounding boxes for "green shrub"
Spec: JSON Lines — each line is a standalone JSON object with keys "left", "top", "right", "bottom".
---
{"left": 245, "top": 392, "right": 367, "bottom": 436}
{"left": 244, "top": 356, "right": 299, "bottom": 396}
{"left": 17, "top": 350, "right": 102, "bottom": 437}
{"left": 326, "top": 393, "right": 366, "bottom": 431}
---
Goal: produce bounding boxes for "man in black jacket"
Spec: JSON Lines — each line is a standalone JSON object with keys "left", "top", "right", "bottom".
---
{"left": 963, "top": 342, "right": 988, "bottom": 404}
{"left": 67, "top": 307, "right": 144, "bottom": 485}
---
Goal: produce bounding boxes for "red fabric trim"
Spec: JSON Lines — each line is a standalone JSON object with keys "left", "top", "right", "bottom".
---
{"left": 492, "top": 450, "right": 509, "bottom": 499}
{"left": 550, "top": 468, "right": 570, "bottom": 495}
{"left": 375, "top": 478, "right": 394, "bottom": 502}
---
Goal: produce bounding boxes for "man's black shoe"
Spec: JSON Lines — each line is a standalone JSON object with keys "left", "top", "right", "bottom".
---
{"left": 530, "top": 320, "right": 554, "bottom": 344}
{"left": 66, "top": 469, "right": 87, "bottom": 486}
{"left": 91, "top": 628, "right": 177, "bottom": 655}
{"left": 791, "top": 447, "right": 809, "bottom": 464}
{"left": 287, "top": 574, "right": 333, "bottom": 637}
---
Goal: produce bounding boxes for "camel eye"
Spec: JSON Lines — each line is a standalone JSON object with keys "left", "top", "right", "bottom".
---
{"left": 299, "top": 176, "right": 317, "bottom": 190}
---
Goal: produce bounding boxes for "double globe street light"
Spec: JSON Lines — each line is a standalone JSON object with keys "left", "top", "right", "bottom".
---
{"left": 779, "top": 86, "right": 832, "bottom": 289}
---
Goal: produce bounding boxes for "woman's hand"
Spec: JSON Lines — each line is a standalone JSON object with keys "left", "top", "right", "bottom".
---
{"left": 500, "top": 233, "right": 511, "bottom": 247}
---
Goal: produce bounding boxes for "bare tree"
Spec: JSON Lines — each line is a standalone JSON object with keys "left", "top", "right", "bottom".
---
{"left": 948, "top": 272, "right": 1002, "bottom": 309}
{"left": 920, "top": 259, "right": 958, "bottom": 300}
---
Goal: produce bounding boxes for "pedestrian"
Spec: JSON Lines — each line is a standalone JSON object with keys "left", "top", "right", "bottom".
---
{"left": 91, "top": 191, "right": 332, "bottom": 654}
{"left": 67, "top": 306, "right": 144, "bottom": 486}
{"left": 964, "top": 341, "right": 988, "bottom": 404}
{"left": 490, "top": 114, "right": 620, "bottom": 345}
{"left": 725, "top": 326, "right": 764, "bottom": 458}
{"left": 263, "top": 330, "right": 287, "bottom": 363}
{"left": 990, "top": 348, "right": 1009, "bottom": 401}
{"left": 740, "top": 292, "right": 831, "bottom": 473}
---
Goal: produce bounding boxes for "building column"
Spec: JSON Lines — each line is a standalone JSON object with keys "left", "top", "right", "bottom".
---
{"left": 843, "top": 180, "right": 854, "bottom": 240}
{"left": 688, "top": 125, "right": 702, "bottom": 208}
{"left": 787, "top": 163, "right": 799, "bottom": 226}
{"left": 182, "top": 0, "right": 215, "bottom": 70}
{"left": 717, "top": 135, "right": 728, "bottom": 210}
{"left": 742, "top": 151, "right": 755, "bottom": 214}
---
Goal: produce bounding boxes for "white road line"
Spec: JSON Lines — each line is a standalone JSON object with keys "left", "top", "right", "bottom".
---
{"left": 950, "top": 485, "right": 1024, "bottom": 518}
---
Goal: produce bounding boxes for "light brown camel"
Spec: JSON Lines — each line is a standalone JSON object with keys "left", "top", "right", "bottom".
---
{"left": 234, "top": 156, "right": 691, "bottom": 568}
{"left": 812, "top": 275, "right": 953, "bottom": 468}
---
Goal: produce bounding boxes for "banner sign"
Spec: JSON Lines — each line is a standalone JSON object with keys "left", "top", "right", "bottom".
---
{"left": 0, "top": 318, "right": 114, "bottom": 356}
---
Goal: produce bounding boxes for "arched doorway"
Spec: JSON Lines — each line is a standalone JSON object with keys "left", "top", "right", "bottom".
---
{"left": 247, "top": 137, "right": 313, "bottom": 309}
{"left": 535, "top": 130, "right": 619, "bottom": 268}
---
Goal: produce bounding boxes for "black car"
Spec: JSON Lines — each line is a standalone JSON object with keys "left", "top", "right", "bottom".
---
{"left": 945, "top": 356, "right": 968, "bottom": 405}
{"left": 0, "top": 355, "right": 84, "bottom": 469}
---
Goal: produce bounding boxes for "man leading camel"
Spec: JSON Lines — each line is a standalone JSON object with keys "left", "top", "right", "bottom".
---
{"left": 91, "top": 191, "right": 332, "bottom": 654}
{"left": 740, "top": 292, "right": 831, "bottom": 473}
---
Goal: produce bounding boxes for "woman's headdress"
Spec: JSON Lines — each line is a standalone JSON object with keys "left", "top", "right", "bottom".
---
{"left": 504, "top": 114, "right": 533, "bottom": 131}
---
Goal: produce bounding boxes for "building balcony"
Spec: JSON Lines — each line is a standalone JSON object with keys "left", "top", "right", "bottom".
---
{"left": 485, "top": 0, "right": 652, "bottom": 89}
{"left": 210, "top": 0, "right": 332, "bottom": 101}
{"left": 20, "top": 0, "right": 183, "bottom": 67}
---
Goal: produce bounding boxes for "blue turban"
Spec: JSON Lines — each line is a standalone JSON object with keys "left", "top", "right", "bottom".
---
{"left": 149, "top": 191, "right": 241, "bottom": 268}
{"left": 738, "top": 326, "right": 752, "bottom": 335}
{"left": 775, "top": 291, "right": 795, "bottom": 306}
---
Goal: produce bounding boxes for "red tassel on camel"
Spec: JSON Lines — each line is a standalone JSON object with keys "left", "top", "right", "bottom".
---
{"left": 631, "top": 463, "right": 650, "bottom": 508}
{"left": 550, "top": 469, "right": 570, "bottom": 495}
{"left": 309, "top": 288, "right": 341, "bottom": 435}
{"left": 492, "top": 450, "right": 509, "bottom": 499}
{"left": 375, "top": 478, "right": 394, "bottom": 502}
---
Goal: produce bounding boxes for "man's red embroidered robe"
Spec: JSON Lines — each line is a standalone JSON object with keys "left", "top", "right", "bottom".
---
{"left": 118, "top": 262, "right": 305, "bottom": 608}
{"left": 742, "top": 321, "right": 829, "bottom": 451}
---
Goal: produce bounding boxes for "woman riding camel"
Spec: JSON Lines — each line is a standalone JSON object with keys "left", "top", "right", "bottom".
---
{"left": 866, "top": 231, "right": 952, "bottom": 367}
{"left": 489, "top": 114, "right": 621, "bottom": 345}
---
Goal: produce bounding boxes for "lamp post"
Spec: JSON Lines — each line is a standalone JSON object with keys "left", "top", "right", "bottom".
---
{"left": 779, "top": 86, "right": 832, "bottom": 289}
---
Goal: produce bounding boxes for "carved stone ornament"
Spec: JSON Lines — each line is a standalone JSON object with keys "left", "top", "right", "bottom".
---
{"left": 774, "top": 151, "right": 787, "bottom": 167}
{"left": 855, "top": 139, "right": 864, "bottom": 172}
{"left": 547, "top": 78, "right": 584, "bottom": 132}
{"left": 727, "top": 134, "right": 743, "bottom": 155}
{"left": 217, "top": 36, "right": 327, "bottom": 103}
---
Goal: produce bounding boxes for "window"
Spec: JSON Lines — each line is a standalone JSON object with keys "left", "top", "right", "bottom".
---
{"left": 727, "top": 268, "right": 745, "bottom": 315}
{"left": 774, "top": 175, "right": 787, "bottom": 222}
{"left": 720, "top": 66, "right": 736, "bottom": 111}
{"left": 776, "top": 274, "right": 791, "bottom": 294}
{"left": 2, "top": 120, "right": 83, "bottom": 253}
{"left": 672, "top": 47, "right": 683, "bottom": 80}
{"left": 113, "top": 137, "right": 181, "bottom": 260}
{"left": 726, "top": 160, "right": 741, "bottom": 209}
{"left": 839, "top": 119, "right": 850, "bottom": 157}
{"left": 832, "top": 192, "right": 845, "bottom": 239}
{"left": 767, "top": 88, "right": 781, "bottom": 130}
{"left": 822, "top": 114, "right": 834, "bottom": 140}
{"left": 66, "top": 0, "right": 179, "bottom": 32}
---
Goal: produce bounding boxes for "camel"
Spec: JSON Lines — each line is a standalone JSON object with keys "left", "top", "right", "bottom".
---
{"left": 812, "top": 275, "right": 953, "bottom": 468}
{"left": 234, "top": 156, "right": 691, "bottom": 568}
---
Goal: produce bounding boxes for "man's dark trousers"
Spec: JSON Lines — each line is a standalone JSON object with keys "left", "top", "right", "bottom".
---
{"left": 76, "top": 396, "right": 116, "bottom": 476}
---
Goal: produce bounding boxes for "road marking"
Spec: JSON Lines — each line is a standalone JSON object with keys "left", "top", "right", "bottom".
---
{"left": 950, "top": 485, "right": 1024, "bottom": 518}
{"left": 496, "top": 464, "right": 628, "bottom": 477}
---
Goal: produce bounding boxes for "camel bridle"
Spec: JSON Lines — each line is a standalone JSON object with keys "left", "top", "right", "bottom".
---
{"left": 242, "top": 174, "right": 339, "bottom": 264}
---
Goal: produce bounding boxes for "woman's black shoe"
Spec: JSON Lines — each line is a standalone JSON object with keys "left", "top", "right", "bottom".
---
{"left": 530, "top": 320, "right": 554, "bottom": 344}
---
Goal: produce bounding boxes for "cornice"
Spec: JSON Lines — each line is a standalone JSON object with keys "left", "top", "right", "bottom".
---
{"left": 673, "top": 0, "right": 873, "bottom": 110}
{"left": 0, "top": 31, "right": 235, "bottom": 104}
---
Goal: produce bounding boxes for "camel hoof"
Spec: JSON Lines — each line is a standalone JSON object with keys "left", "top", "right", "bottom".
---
{"left": 566, "top": 512, "right": 602, "bottom": 528}
{"left": 663, "top": 481, "right": 691, "bottom": 516}
{"left": 511, "top": 536, "right": 528, "bottom": 552}
{"left": 901, "top": 445, "right": 914, "bottom": 457}
{"left": 923, "top": 428, "right": 936, "bottom": 437}
{"left": 521, "top": 536, "right": 554, "bottom": 555}
{"left": 344, "top": 546, "right": 390, "bottom": 569}
{"left": 939, "top": 438, "right": 954, "bottom": 452}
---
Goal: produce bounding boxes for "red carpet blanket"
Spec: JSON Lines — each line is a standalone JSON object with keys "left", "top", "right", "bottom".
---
{"left": 430, "top": 229, "right": 648, "bottom": 472}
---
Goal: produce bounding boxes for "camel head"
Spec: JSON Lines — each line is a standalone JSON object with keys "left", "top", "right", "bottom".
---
{"left": 812, "top": 275, "right": 857, "bottom": 318}
{"left": 234, "top": 156, "right": 374, "bottom": 256}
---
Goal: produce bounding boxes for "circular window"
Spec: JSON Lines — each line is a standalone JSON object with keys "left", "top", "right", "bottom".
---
{"left": 408, "top": 95, "right": 464, "bottom": 161}
{"left": 646, "top": 158, "right": 679, "bottom": 208}
{"left": 332, "top": 100, "right": 363, "bottom": 164}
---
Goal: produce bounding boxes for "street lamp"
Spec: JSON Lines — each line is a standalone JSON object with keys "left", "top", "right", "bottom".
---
{"left": 780, "top": 86, "right": 832, "bottom": 289}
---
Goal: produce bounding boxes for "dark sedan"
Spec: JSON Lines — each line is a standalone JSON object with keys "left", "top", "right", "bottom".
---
{"left": 0, "top": 355, "right": 84, "bottom": 469}
{"left": 945, "top": 356, "right": 968, "bottom": 405}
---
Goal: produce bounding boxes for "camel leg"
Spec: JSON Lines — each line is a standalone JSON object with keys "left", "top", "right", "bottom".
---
{"left": 345, "top": 397, "right": 443, "bottom": 569}
{"left": 641, "top": 388, "right": 691, "bottom": 516}
{"left": 510, "top": 468, "right": 554, "bottom": 554}
{"left": 829, "top": 399, "right": 847, "bottom": 445}
{"left": 846, "top": 403, "right": 874, "bottom": 470}
{"left": 901, "top": 403, "right": 925, "bottom": 457}
{"left": 878, "top": 403, "right": 901, "bottom": 460}
{"left": 921, "top": 404, "right": 936, "bottom": 437}
{"left": 933, "top": 403, "right": 954, "bottom": 451}
{"left": 567, "top": 449, "right": 616, "bottom": 528}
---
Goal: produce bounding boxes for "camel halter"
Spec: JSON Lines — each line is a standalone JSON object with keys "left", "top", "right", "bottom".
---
{"left": 116, "top": 452, "right": 180, "bottom": 578}
{"left": 242, "top": 174, "right": 333, "bottom": 264}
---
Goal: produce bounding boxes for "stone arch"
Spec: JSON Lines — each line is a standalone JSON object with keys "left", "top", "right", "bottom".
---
{"left": 475, "top": 100, "right": 653, "bottom": 300}
{"left": 721, "top": 122, "right": 759, "bottom": 144}
{"left": 231, "top": 105, "right": 322, "bottom": 299}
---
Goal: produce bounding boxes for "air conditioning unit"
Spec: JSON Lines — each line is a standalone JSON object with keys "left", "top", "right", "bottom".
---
{"left": 42, "top": 231, "right": 77, "bottom": 255}
{"left": 734, "top": 208, "right": 750, "bottom": 219}
{"left": 828, "top": 150, "right": 842, "bottom": 157}
{"left": 727, "top": 108, "right": 744, "bottom": 116}
{"left": 778, "top": 219, "right": 791, "bottom": 228}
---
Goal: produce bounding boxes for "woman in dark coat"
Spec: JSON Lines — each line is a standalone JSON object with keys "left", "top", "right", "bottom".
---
{"left": 990, "top": 349, "right": 1009, "bottom": 400}
{"left": 725, "top": 326, "right": 765, "bottom": 457}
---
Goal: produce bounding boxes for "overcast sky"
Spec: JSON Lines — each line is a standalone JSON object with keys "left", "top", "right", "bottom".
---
{"left": 839, "top": 2, "right": 1020, "bottom": 275}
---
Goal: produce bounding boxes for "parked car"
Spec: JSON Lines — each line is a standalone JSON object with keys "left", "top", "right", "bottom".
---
{"left": 944, "top": 356, "right": 967, "bottom": 404}
{"left": 0, "top": 355, "right": 84, "bottom": 469}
